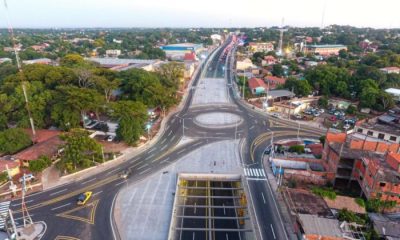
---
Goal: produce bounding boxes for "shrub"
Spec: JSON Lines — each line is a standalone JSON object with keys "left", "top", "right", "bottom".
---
{"left": 0, "top": 172, "right": 8, "bottom": 184}
{"left": 366, "top": 198, "right": 396, "bottom": 213}
{"left": 319, "top": 136, "right": 326, "bottom": 146}
{"left": 346, "top": 105, "right": 357, "bottom": 115}
{"left": 29, "top": 155, "right": 52, "bottom": 173}
{"left": 288, "top": 145, "right": 305, "bottom": 154}
{"left": 355, "top": 198, "right": 366, "bottom": 208}
{"left": 0, "top": 128, "right": 32, "bottom": 154}
{"left": 338, "top": 208, "right": 367, "bottom": 225}
{"left": 311, "top": 187, "right": 336, "bottom": 200}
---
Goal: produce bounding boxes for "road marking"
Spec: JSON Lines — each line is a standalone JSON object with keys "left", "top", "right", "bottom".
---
{"left": 215, "top": 132, "right": 225, "bottom": 135}
{"left": 161, "top": 138, "right": 167, "bottom": 144}
{"left": 261, "top": 192, "right": 266, "bottom": 204}
{"left": 115, "top": 181, "right": 126, "bottom": 187}
{"left": 93, "top": 191, "right": 103, "bottom": 196}
{"left": 50, "top": 188, "right": 68, "bottom": 196}
{"left": 198, "top": 131, "right": 207, "bottom": 134}
{"left": 160, "top": 145, "right": 167, "bottom": 151}
{"left": 249, "top": 114, "right": 255, "bottom": 118}
{"left": 249, "top": 169, "right": 254, "bottom": 176}
{"left": 244, "top": 168, "right": 248, "bottom": 176}
{"left": 12, "top": 200, "right": 33, "bottom": 207}
{"left": 148, "top": 147, "right": 157, "bottom": 154}
{"left": 192, "top": 142, "right": 202, "bottom": 147}
{"left": 51, "top": 203, "right": 71, "bottom": 211}
{"left": 81, "top": 177, "right": 97, "bottom": 185}
{"left": 137, "top": 163, "right": 149, "bottom": 170}
{"left": 171, "top": 118, "right": 175, "bottom": 124}
{"left": 249, "top": 126, "right": 255, "bottom": 130}
{"left": 145, "top": 154, "right": 155, "bottom": 160}
{"left": 139, "top": 168, "right": 151, "bottom": 175}
{"left": 160, "top": 157, "right": 170, "bottom": 164}
{"left": 106, "top": 167, "right": 121, "bottom": 176}
{"left": 261, "top": 169, "right": 266, "bottom": 177}
{"left": 246, "top": 178, "right": 267, "bottom": 181}
{"left": 270, "top": 224, "right": 276, "bottom": 239}
{"left": 255, "top": 169, "right": 260, "bottom": 177}
{"left": 168, "top": 131, "right": 172, "bottom": 136}
{"left": 14, "top": 214, "right": 34, "bottom": 221}
{"left": 177, "top": 148, "right": 186, "bottom": 154}
{"left": 171, "top": 135, "right": 177, "bottom": 141}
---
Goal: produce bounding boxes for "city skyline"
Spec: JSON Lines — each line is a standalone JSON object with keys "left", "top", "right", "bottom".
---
{"left": 0, "top": 0, "right": 399, "bottom": 29}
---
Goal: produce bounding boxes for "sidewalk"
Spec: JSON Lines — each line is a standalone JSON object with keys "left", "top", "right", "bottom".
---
{"left": 12, "top": 222, "right": 46, "bottom": 240}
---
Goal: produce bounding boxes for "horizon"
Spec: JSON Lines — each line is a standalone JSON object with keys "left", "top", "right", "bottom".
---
{"left": 1, "top": 0, "right": 399, "bottom": 29}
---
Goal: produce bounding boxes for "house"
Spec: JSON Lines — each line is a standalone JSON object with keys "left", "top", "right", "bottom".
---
{"left": 304, "top": 44, "right": 347, "bottom": 56}
{"left": 87, "top": 58, "right": 161, "bottom": 72}
{"left": 380, "top": 67, "right": 400, "bottom": 74}
{"left": 0, "top": 58, "right": 12, "bottom": 64}
{"left": 248, "top": 42, "right": 274, "bottom": 53}
{"left": 22, "top": 58, "right": 53, "bottom": 65}
{"left": 160, "top": 43, "right": 204, "bottom": 60}
{"left": 12, "top": 130, "right": 64, "bottom": 168}
{"left": 369, "top": 213, "right": 400, "bottom": 239}
{"left": 385, "top": 88, "right": 400, "bottom": 102}
{"left": 236, "top": 58, "right": 255, "bottom": 71}
{"left": 261, "top": 55, "right": 277, "bottom": 66}
{"left": 298, "top": 214, "right": 343, "bottom": 240}
{"left": 183, "top": 52, "right": 197, "bottom": 62}
{"left": 106, "top": 49, "right": 122, "bottom": 57}
{"left": 265, "top": 76, "right": 286, "bottom": 89}
{"left": 248, "top": 77, "right": 268, "bottom": 95}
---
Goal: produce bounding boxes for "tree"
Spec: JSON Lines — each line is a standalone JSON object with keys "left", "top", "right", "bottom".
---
{"left": 346, "top": 105, "right": 357, "bottom": 115}
{"left": 117, "top": 116, "right": 144, "bottom": 145}
{"left": 60, "top": 54, "right": 85, "bottom": 67}
{"left": 29, "top": 156, "right": 51, "bottom": 173}
{"left": 284, "top": 77, "right": 312, "bottom": 97}
{"left": 0, "top": 172, "right": 8, "bottom": 184}
{"left": 0, "top": 128, "right": 32, "bottom": 154}
{"left": 318, "top": 96, "right": 329, "bottom": 108}
{"left": 59, "top": 129, "right": 102, "bottom": 173}
{"left": 272, "top": 64, "right": 284, "bottom": 77}
{"left": 157, "top": 62, "right": 184, "bottom": 90}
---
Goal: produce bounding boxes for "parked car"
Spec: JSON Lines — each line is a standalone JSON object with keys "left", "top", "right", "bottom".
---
{"left": 313, "top": 112, "right": 320, "bottom": 117}
{"left": 319, "top": 109, "right": 325, "bottom": 113}
{"left": 343, "top": 124, "right": 351, "bottom": 130}
{"left": 19, "top": 174, "right": 35, "bottom": 183}
{"left": 264, "top": 146, "right": 272, "bottom": 154}
{"left": 332, "top": 122, "right": 339, "bottom": 128}
{"left": 77, "top": 191, "right": 92, "bottom": 205}
{"left": 107, "top": 135, "right": 115, "bottom": 142}
{"left": 271, "top": 113, "right": 280, "bottom": 118}
{"left": 329, "top": 116, "right": 337, "bottom": 121}
{"left": 294, "top": 114, "right": 302, "bottom": 119}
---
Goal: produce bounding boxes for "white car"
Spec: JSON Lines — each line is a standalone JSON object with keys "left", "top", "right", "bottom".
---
{"left": 107, "top": 135, "right": 115, "bottom": 142}
{"left": 319, "top": 109, "right": 325, "bottom": 113}
{"left": 272, "top": 113, "right": 280, "bottom": 118}
{"left": 19, "top": 174, "right": 35, "bottom": 183}
{"left": 343, "top": 124, "right": 351, "bottom": 130}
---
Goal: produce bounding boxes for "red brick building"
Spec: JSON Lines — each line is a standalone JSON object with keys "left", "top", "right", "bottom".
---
{"left": 323, "top": 132, "right": 400, "bottom": 205}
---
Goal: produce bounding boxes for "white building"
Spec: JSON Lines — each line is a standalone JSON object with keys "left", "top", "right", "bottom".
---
{"left": 0, "top": 58, "right": 12, "bottom": 64}
{"left": 380, "top": 67, "right": 400, "bottom": 74}
{"left": 106, "top": 49, "right": 122, "bottom": 57}
{"left": 385, "top": 88, "right": 400, "bottom": 102}
{"left": 236, "top": 58, "right": 255, "bottom": 71}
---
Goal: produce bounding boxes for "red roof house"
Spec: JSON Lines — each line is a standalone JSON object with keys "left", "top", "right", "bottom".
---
{"left": 265, "top": 76, "right": 286, "bottom": 89}
{"left": 248, "top": 78, "right": 268, "bottom": 95}
{"left": 184, "top": 52, "right": 197, "bottom": 62}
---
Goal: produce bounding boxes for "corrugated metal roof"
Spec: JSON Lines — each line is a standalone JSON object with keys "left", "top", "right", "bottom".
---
{"left": 298, "top": 214, "right": 342, "bottom": 237}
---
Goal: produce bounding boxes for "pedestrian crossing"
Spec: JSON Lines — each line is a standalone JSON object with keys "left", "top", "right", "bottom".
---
{"left": 244, "top": 168, "right": 266, "bottom": 178}
{"left": 0, "top": 201, "right": 10, "bottom": 230}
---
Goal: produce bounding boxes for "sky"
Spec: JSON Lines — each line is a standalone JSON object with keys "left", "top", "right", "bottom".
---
{"left": 0, "top": 0, "right": 399, "bottom": 29}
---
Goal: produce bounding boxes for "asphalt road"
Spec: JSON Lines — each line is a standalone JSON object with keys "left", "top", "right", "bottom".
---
{"left": 8, "top": 36, "right": 326, "bottom": 240}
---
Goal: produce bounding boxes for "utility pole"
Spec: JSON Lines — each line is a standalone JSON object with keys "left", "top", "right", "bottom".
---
{"left": 277, "top": 18, "right": 288, "bottom": 56}
{"left": 20, "top": 174, "right": 33, "bottom": 227}
{"left": 8, "top": 209, "right": 19, "bottom": 240}
{"left": 3, "top": 0, "right": 36, "bottom": 140}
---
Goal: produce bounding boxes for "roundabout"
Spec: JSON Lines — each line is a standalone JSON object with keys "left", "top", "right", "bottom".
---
{"left": 193, "top": 111, "right": 243, "bottom": 129}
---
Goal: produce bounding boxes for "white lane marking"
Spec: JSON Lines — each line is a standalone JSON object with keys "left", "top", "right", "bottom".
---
{"left": 93, "top": 191, "right": 103, "bottom": 196}
{"left": 249, "top": 125, "right": 255, "bottom": 130}
{"left": 137, "top": 163, "right": 149, "bottom": 170}
{"left": 215, "top": 132, "right": 225, "bottom": 135}
{"left": 261, "top": 169, "right": 266, "bottom": 177}
{"left": 261, "top": 192, "right": 266, "bottom": 204}
{"left": 145, "top": 154, "right": 155, "bottom": 161}
{"left": 139, "top": 168, "right": 151, "bottom": 175}
{"left": 171, "top": 135, "right": 177, "bottom": 141}
{"left": 245, "top": 179, "right": 263, "bottom": 240}
{"left": 12, "top": 200, "right": 33, "bottom": 207}
{"left": 249, "top": 114, "right": 255, "bottom": 118}
{"left": 148, "top": 147, "right": 156, "bottom": 153}
{"left": 249, "top": 169, "right": 254, "bottom": 176}
{"left": 192, "top": 142, "right": 202, "bottom": 147}
{"left": 160, "top": 157, "right": 170, "bottom": 164}
{"left": 168, "top": 131, "right": 172, "bottom": 136}
{"left": 115, "top": 181, "right": 127, "bottom": 187}
{"left": 106, "top": 167, "right": 121, "bottom": 176}
{"left": 270, "top": 224, "right": 276, "bottom": 239}
{"left": 255, "top": 169, "right": 260, "bottom": 177}
{"left": 49, "top": 188, "right": 68, "bottom": 196}
{"left": 198, "top": 131, "right": 207, "bottom": 134}
{"left": 51, "top": 203, "right": 71, "bottom": 211}
{"left": 246, "top": 178, "right": 268, "bottom": 181}
{"left": 161, "top": 138, "right": 167, "bottom": 144}
{"left": 177, "top": 148, "right": 186, "bottom": 154}
{"left": 81, "top": 177, "right": 97, "bottom": 185}
{"left": 160, "top": 145, "right": 167, "bottom": 151}
{"left": 171, "top": 118, "right": 175, "bottom": 124}
{"left": 244, "top": 168, "right": 248, "bottom": 176}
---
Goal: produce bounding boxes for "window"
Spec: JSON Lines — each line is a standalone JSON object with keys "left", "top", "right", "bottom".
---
{"left": 378, "top": 133, "right": 385, "bottom": 140}
{"left": 380, "top": 182, "right": 386, "bottom": 187}
{"left": 367, "top": 131, "right": 373, "bottom": 136}
{"left": 390, "top": 136, "right": 397, "bottom": 142}
{"left": 357, "top": 128, "right": 363, "bottom": 133}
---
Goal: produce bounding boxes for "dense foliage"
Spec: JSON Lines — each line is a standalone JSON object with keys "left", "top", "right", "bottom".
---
{"left": 0, "top": 128, "right": 32, "bottom": 154}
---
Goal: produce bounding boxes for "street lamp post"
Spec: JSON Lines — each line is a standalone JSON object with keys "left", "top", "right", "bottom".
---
{"left": 297, "top": 121, "right": 300, "bottom": 140}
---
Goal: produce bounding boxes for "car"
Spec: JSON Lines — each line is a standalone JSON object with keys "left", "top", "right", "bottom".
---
{"left": 313, "top": 112, "right": 320, "bottom": 117}
{"left": 294, "top": 114, "right": 302, "bottom": 119}
{"left": 343, "top": 124, "right": 351, "bottom": 130}
{"left": 319, "top": 109, "right": 325, "bottom": 113}
{"left": 271, "top": 113, "right": 280, "bottom": 118}
{"left": 264, "top": 146, "right": 272, "bottom": 154}
{"left": 107, "top": 135, "right": 115, "bottom": 142}
{"left": 120, "top": 170, "right": 131, "bottom": 179}
{"left": 19, "top": 174, "right": 35, "bottom": 183}
{"left": 77, "top": 191, "right": 92, "bottom": 205}
{"left": 329, "top": 116, "right": 337, "bottom": 121}
{"left": 332, "top": 122, "right": 339, "bottom": 128}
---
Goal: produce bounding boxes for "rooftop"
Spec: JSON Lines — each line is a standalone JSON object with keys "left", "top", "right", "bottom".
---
{"left": 306, "top": 44, "right": 346, "bottom": 49}
{"left": 87, "top": 57, "right": 159, "bottom": 67}
{"left": 369, "top": 213, "right": 400, "bottom": 239}
{"left": 323, "top": 195, "right": 366, "bottom": 214}
{"left": 358, "top": 116, "right": 400, "bottom": 136}
{"left": 13, "top": 136, "right": 64, "bottom": 161}
{"left": 298, "top": 214, "right": 342, "bottom": 238}
{"left": 268, "top": 89, "right": 295, "bottom": 98}
{"left": 285, "top": 188, "right": 333, "bottom": 217}
{"left": 248, "top": 77, "right": 267, "bottom": 90}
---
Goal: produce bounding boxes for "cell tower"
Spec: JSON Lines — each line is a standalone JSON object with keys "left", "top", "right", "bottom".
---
{"left": 3, "top": 0, "right": 36, "bottom": 139}
{"left": 321, "top": 0, "right": 327, "bottom": 29}
{"left": 277, "top": 18, "right": 288, "bottom": 56}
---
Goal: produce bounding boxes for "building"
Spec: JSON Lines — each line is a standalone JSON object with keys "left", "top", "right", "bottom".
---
{"left": 354, "top": 114, "right": 400, "bottom": 143}
{"left": 248, "top": 42, "right": 274, "bottom": 53}
{"left": 248, "top": 77, "right": 268, "bottom": 95}
{"left": 160, "top": 43, "right": 204, "bottom": 59}
{"left": 87, "top": 57, "right": 161, "bottom": 72}
{"left": 265, "top": 75, "right": 286, "bottom": 89}
{"left": 380, "top": 67, "right": 400, "bottom": 74}
{"left": 261, "top": 55, "right": 277, "bottom": 66}
{"left": 22, "top": 58, "right": 53, "bottom": 65}
{"left": 304, "top": 44, "right": 347, "bottom": 56}
{"left": 369, "top": 213, "right": 400, "bottom": 239}
{"left": 322, "top": 131, "right": 400, "bottom": 206}
{"left": 105, "top": 49, "right": 122, "bottom": 57}
{"left": 0, "top": 58, "right": 12, "bottom": 64}
{"left": 236, "top": 58, "right": 255, "bottom": 71}
{"left": 12, "top": 130, "right": 64, "bottom": 168}
{"left": 385, "top": 88, "right": 400, "bottom": 102}
{"left": 0, "top": 158, "right": 20, "bottom": 178}
{"left": 298, "top": 214, "right": 343, "bottom": 240}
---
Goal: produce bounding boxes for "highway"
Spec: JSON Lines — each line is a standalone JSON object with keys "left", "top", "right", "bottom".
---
{"left": 8, "top": 36, "right": 326, "bottom": 240}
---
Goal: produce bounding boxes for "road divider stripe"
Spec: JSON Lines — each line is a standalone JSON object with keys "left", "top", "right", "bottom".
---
{"left": 81, "top": 177, "right": 97, "bottom": 185}
{"left": 49, "top": 188, "right": 68, "bottom": 196}
{"left": 51, "top": 203, "right": 71, "bottom": 211}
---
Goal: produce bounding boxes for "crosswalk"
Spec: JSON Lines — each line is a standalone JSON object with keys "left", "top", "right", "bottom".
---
{"left": 0, "top": 201, "right": 10, "bottom": 230}
{"left": 244, "top": 168, "right": 266, "bottom": 178}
